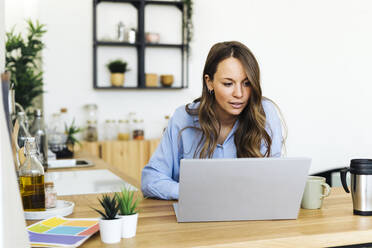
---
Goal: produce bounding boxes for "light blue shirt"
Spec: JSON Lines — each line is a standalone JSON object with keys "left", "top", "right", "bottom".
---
{"left": 141, "top": 99, "right": 283, "bottom": 200}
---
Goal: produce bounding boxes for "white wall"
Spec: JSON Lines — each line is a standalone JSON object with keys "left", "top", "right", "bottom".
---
{"left": 1, "top": 1, "right": 30, "bottom": 246}
{"left": 0, "top": 0, "right": 5, "bottom": 244}
{"left": 5, "top": 0, "right": 372, "bottom": 173}
{"left": 0, "top": 0, "right": 4, "bottom": 70}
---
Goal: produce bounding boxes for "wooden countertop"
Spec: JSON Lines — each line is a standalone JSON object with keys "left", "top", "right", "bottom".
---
{"left": 29, "top": 156, "right": 372, "bottom": 247}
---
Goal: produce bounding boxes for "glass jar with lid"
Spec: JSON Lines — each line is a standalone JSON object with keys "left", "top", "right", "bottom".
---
{"left": 132, "top": 118, "right": 144, "bottom": 140}
{"left": 45, "top": 181, "right": 57, "bottom": 209}
{"left": 118, "top": 119, "right": 130, "bottom": 141}
{"left": 83, "top": 104, "right": 98, "bottom": 142}
{"left": 48, "top": 112, "right": 67, "bottom": 157}
{"left": 104, "top": 119, "right": 118, "bottom": 140}
{"left": 84, "top": 120, "right": 98, "bottom": 142}
{"left": 83, "top": 104, "right": 98, "bottom": 123}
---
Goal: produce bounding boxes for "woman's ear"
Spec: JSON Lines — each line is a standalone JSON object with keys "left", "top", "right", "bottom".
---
{"left": 204, "top": 74, "right": 213, "bottom": 91}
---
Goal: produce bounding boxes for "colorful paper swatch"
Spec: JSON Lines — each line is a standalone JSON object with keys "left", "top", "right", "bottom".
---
{"left": 27, "top": 216, "right": 99, "bottom": 247}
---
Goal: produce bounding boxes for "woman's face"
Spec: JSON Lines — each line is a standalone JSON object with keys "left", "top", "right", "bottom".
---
{"left": 205, "top": 57, "right": 251, "bottom": 121}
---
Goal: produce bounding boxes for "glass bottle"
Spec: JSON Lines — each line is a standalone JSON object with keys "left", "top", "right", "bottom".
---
{"left": 104, "top": 119, "right": 111, "bottom": 140}
{"left": 45, "top": 182, "right": 57, "bottom": 209}
{"left": 111, "top": 120, "right": 118, "bottom": 140}
{"left": 133, "top": 119, "right": 144, "bottom": 140}
{"left": 48, "top": 113, "right": 67, "bottom": 156}
{"left": 17, "top": 112, "right": 30, "bottom": 149}
{"left": 117, "top": 21, "right": 125, "bottom": 41}
{"left": 83, "top": 104, "right": 98, "bottom": 141}
{"left": 84, "top": 104, "right": 98, "bottom": 123}
{"left": 30, "top": 109, "right": 48, "bottom": 172}
{"left": 128, "top": 112, "right": 137, "bottom": 139}
{"left": 18, "top": 137, "right": 46, "bottom": 211}
{"left": 104, "top": 119, "right": 118, "bottom": 140}
{"left": 118, "top": 119, "right": 130, "bottom": 141}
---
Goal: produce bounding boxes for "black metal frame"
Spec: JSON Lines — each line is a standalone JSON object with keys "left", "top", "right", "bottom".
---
{"left": 93, "top": 0, "right": 189, "bottom": 89}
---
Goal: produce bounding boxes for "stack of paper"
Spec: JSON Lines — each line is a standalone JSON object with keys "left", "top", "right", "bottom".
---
{"left": 27, "top": 216, "right": 99, "bottom": 247}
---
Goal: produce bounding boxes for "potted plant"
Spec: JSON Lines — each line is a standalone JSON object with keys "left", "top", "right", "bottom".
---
{"left": 54, "top": 119, "right": 82, "bottom": 159}
{"left": 106, "top": 59, "right": 129, "bottom": 87}
{"left": 115, "top": 187, "right": 141, "bottom": 238}
{"left": 64, "top": 119, "right": 83, "bottom": 157}
{"left": 93, "top": 194, "right": 121, "bottom": 244}
{"left": 5, "top": 20, "right": 47, "bottom": 114}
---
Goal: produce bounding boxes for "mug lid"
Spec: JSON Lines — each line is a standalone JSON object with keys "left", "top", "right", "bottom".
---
{"left": 350, "top": 159, "right": 372, "bottom": 174}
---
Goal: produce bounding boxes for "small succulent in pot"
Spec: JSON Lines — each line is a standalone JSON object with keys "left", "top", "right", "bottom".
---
{"left": 115, "top": 187, "right": 141, "bottom": 238}
{"left": 61, "top": 119, "right": 83, "bottom": 158}
{"left": 93, "top": 194, "right": 122, "bottom": 244}
{"left": 106, "top": 59, "right": 129, "bottom": 87}
{"left": 93, "top": 194, "right": 120, "bottom": 220}
{"left": 115, "top": 187, "right": 141, "bottom": 216}
{"left": 106, "top": 59, "right": 129, "bottom": 74}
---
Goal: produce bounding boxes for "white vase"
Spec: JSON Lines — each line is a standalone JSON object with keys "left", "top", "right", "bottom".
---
{"left": 99, "top": 218, "right": 122, "bottom": 244}
{"left": 119, "top": 213, "right": 138, "bottom": 238}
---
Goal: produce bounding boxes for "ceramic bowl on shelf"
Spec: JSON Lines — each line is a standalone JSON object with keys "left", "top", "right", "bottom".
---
{"left": 160, "top": 74, "right": 174, "bottom": 87}
{"left": 145, "top": 32, "right": 160, "bottom": 43}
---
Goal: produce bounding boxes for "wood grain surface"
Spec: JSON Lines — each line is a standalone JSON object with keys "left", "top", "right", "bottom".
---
{"left": 79, "top": 139, "right": 161, "bottom": 183}
{"left": 28, "top": 156, "right": 372, "bottom": 248}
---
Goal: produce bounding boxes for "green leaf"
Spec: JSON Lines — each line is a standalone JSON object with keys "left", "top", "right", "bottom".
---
{"left": 116, "top": 186, "right": 141, "bottom": 215}
{"left": 5, "top": 19, "right": 47, "bottom": 111}
{"left": 94, "top": 194, "right": 119, "bottom": 220}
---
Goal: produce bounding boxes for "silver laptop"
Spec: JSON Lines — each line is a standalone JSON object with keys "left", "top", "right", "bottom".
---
{"left": 173, "top": 157, "right": 311, "bottom": 222}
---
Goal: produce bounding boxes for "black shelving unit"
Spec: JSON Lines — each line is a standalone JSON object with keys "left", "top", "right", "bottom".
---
{"left": 93, "top": 0, "right": 189, "bottom": 89}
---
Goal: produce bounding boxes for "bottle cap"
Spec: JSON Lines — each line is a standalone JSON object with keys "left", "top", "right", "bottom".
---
{"left": 34, "top": 109, "right": 42, "bottom": 117}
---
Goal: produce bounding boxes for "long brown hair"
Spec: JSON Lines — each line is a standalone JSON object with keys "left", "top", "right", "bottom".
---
{"left": 185, "top": 41, "right": 273, "bottom": 158}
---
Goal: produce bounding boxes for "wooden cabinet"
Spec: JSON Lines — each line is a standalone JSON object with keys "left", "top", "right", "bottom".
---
{"left": 79, "top": 139, "right": 160, "bottom": 182}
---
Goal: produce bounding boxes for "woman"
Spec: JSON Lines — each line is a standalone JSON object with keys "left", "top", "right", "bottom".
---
{"left": 141, "top": 41, "right": 284, "bottom": 200}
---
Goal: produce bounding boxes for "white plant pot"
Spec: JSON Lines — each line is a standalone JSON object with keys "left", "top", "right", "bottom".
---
{"left": 99, "top": 218, "right": 122, "bottom": 244}
{"left": 119, "top": 213, "right": 138, "bottom": 238}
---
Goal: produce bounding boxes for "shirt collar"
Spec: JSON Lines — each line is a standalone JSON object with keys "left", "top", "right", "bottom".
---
{"left": 189, "top": 100, "right": 239, "bottom": 143}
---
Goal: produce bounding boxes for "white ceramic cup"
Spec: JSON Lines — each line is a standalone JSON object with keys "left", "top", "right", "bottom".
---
{"left": 301, "top": 176, "right": 331, "bottom": 209}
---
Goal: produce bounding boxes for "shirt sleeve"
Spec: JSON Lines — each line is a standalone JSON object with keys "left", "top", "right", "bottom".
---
{"left": 141, "top": 111, "right": 182, "bottom": 200}
{"left": 263, "top": 100, "right": 283, "bottom": 157}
